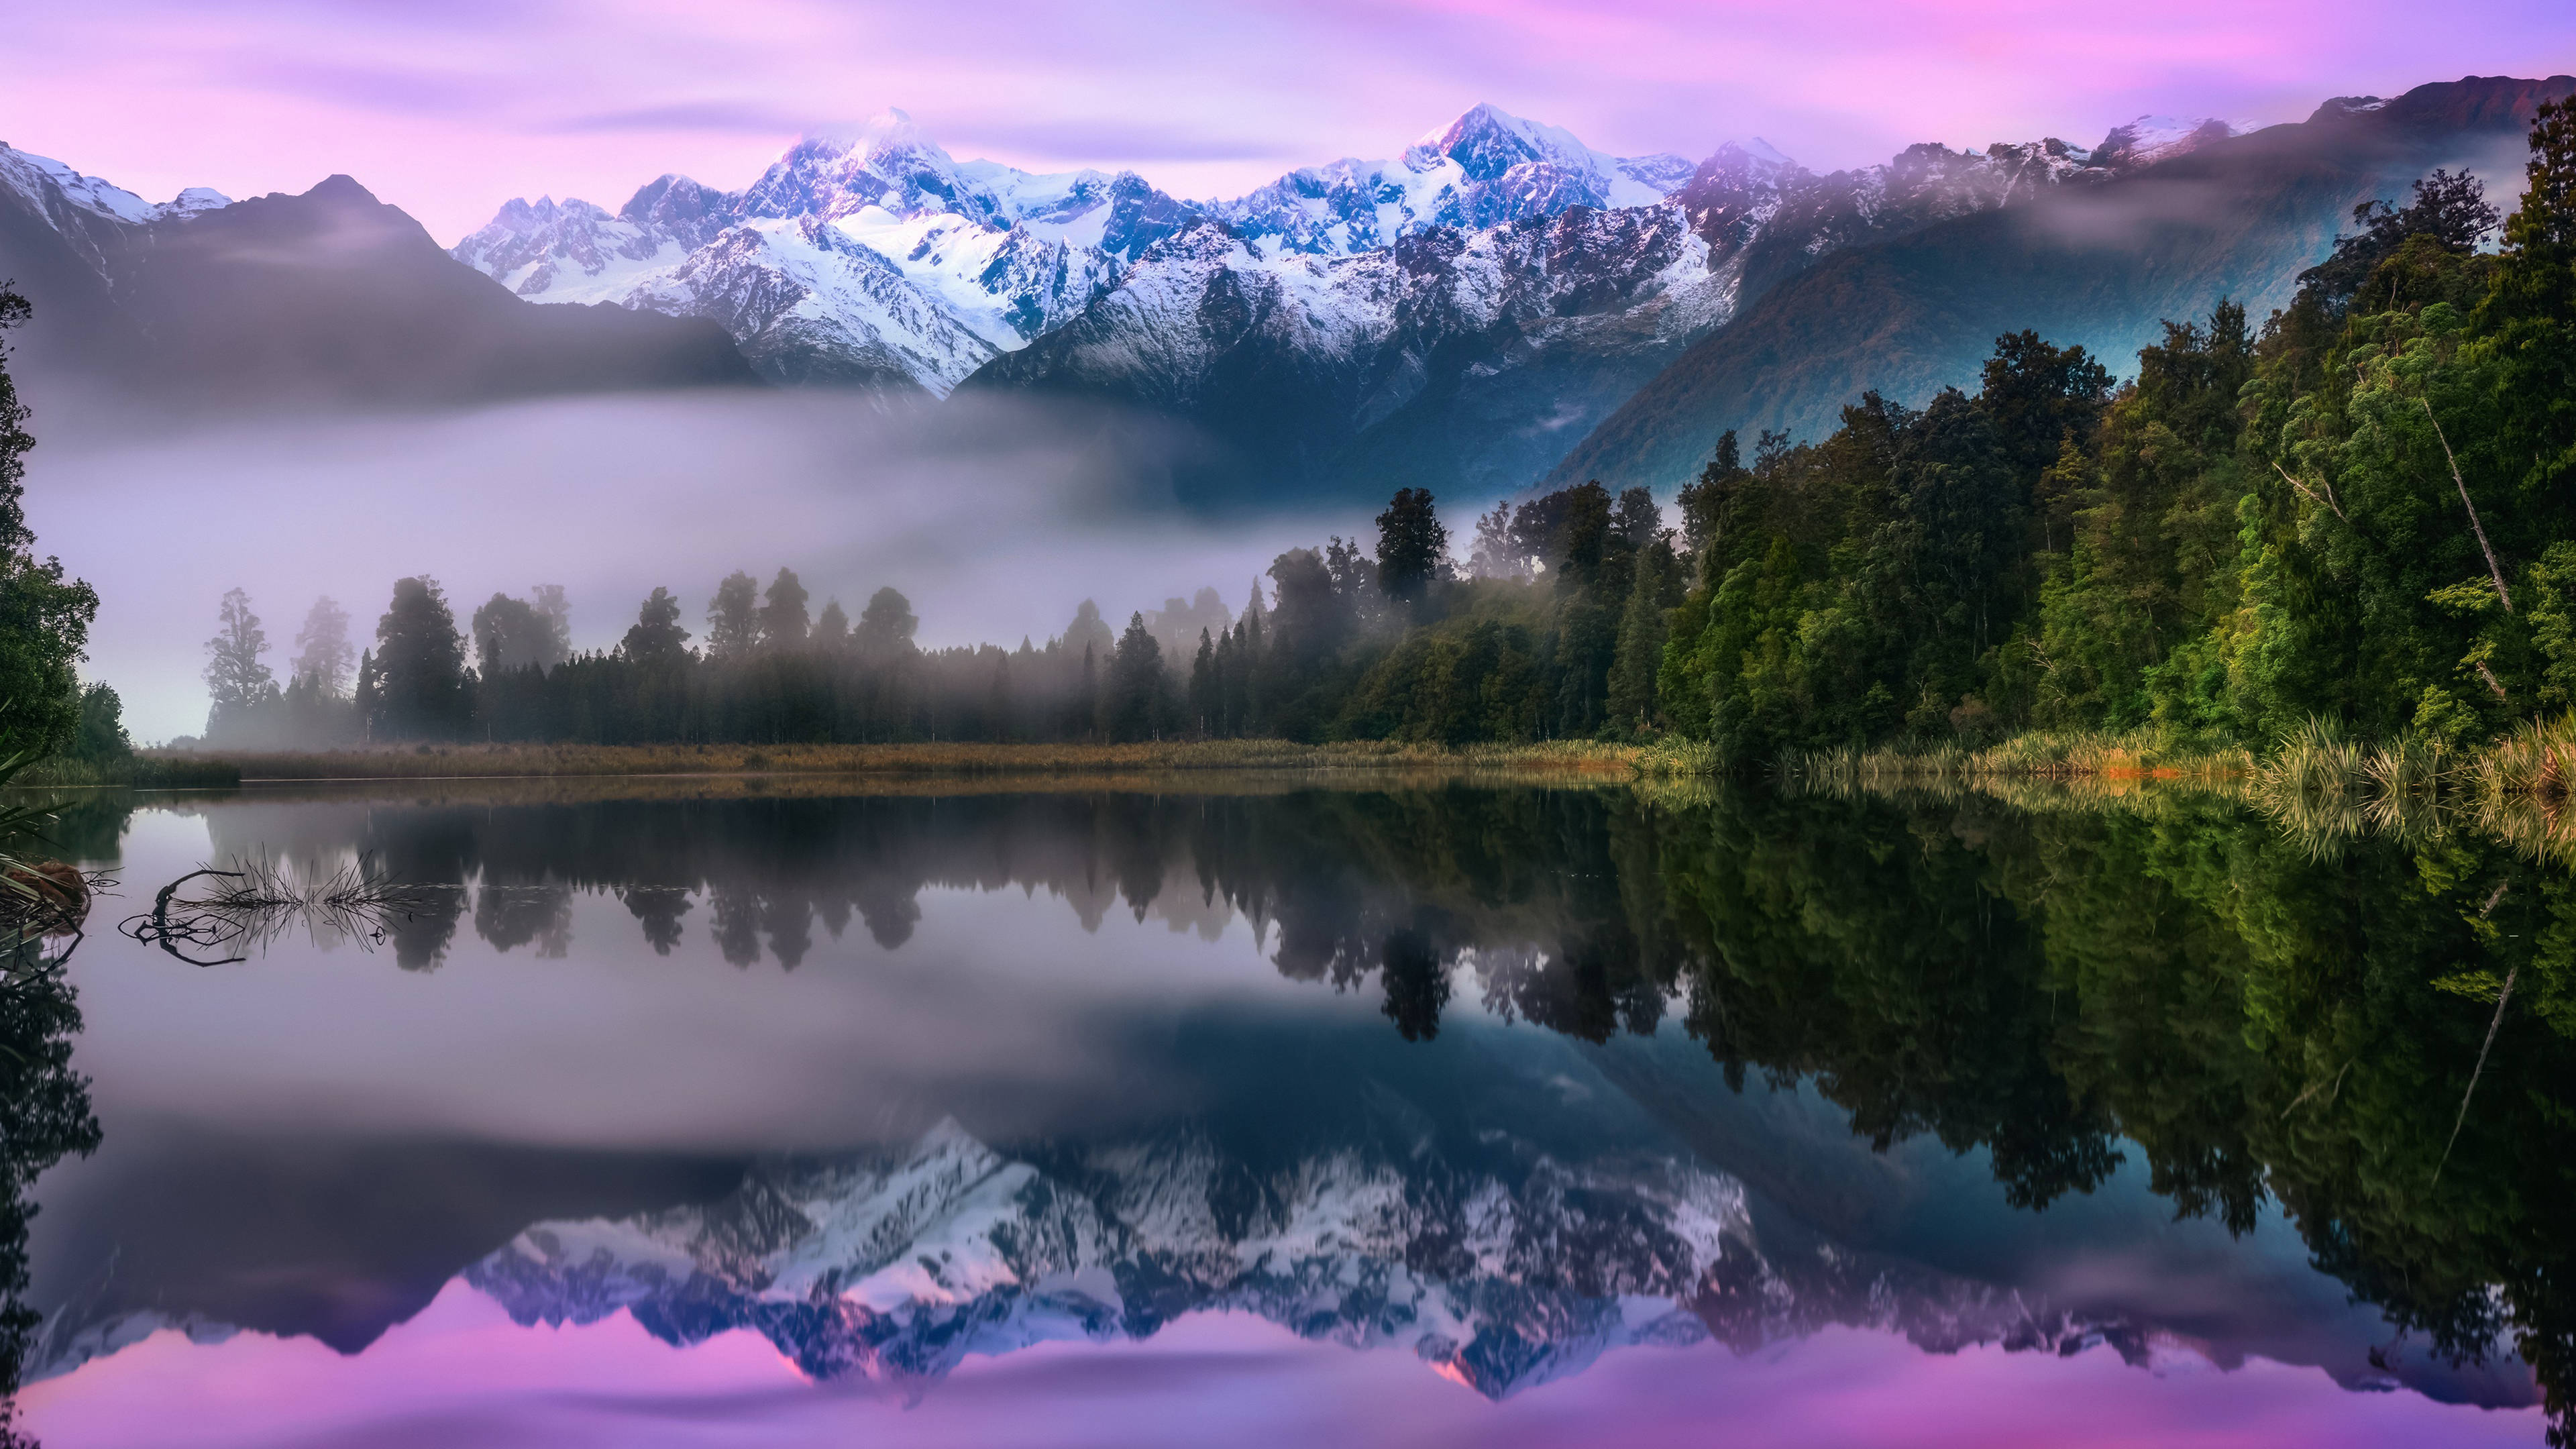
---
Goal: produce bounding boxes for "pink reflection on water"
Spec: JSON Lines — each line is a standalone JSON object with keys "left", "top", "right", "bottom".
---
{"left": 21, "top": 1280, "right": 2546, "bottom": 1449}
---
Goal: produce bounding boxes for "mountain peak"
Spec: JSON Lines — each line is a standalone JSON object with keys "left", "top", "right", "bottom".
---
{"left": 804, "top": 108, "right": 947, "bottom": 166}
{"left": 1417, "top": 102, "right": 1605, "bottom": 182}
{"left": 2089, "top": 115, "right": 2238, "bottom": 170}
{"left": 305, "top": 173, "right": 382, "bottom": 206}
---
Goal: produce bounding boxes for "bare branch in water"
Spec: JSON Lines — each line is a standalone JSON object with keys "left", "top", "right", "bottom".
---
{"left": 121, "top": 853, "right": 452, "bottom": 965}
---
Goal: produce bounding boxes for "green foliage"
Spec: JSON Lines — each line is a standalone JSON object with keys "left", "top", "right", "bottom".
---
{"left": 1642, "top": 105, "right": 2576, "bottom": 769}
{"left": 1373, "top": 487, "right": 1447, "bottom": 606}
{"left": 0, "top": 289, "right": 96, "bottom": 761}
{"left": 70, "top": 683, "right": 129, "bottom": 762}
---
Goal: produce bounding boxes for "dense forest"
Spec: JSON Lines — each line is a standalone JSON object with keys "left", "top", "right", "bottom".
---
{"left": 180, "top": 101, "right": 2576, "bottom": 762}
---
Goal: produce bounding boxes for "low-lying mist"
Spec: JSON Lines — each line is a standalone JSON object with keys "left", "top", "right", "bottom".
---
{"left": 28, "top": 389, "right": 1371, "bottom": 742}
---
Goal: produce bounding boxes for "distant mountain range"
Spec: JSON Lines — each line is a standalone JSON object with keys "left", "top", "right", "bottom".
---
{"left": 444, "top": 100, "right": 2259, "bottom": 501}
{"left": 0, "top": 149, "right": 754, "bottom": 414}
{"left": 3, "top": 76, "right": 2567, "bottom": 504}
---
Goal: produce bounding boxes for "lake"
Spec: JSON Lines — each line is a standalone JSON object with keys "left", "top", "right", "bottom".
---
{"left": 7, "top": 774, "right": 2564, "bottom": 1447}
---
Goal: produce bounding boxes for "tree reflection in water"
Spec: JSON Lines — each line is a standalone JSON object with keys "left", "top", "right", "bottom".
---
{"left": 0, "top": 932, "right": 99, "bottom": 1447}
{"left": 46, "top": 779, "right": 2575, "bottom": 1444}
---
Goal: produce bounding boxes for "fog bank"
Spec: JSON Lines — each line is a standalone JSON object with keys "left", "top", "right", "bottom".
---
{"left": 26, "top": 390, "right": 1362, "bottom": 741}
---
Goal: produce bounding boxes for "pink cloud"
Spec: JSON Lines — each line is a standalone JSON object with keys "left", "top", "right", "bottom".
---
{"left": 1, "top": 0, "right": 2569, "bottom": 241}
{"left": 19, "top": 1281, "right": 2548, "bottom": 1448}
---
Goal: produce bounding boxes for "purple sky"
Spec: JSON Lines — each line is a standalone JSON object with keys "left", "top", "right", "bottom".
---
{"left": 9, "top": 1, "right": 2574, "bottom": 243}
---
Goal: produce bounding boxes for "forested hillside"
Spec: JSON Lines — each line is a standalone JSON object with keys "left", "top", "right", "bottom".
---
{"left": 1547, "top": 74, "right": 2573, "bottom": 496}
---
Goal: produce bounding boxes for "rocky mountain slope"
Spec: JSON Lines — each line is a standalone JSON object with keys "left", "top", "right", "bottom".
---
{"left": 0, "top": 147, "right": 757, "bottom": 415}
{"left": 1544, "top": 74, "right": 2576, "bottom": 494}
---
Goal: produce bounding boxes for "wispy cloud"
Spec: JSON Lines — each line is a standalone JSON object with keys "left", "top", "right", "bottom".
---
{"left": 1, "top": 0, "right": 2571, "bottom": 240}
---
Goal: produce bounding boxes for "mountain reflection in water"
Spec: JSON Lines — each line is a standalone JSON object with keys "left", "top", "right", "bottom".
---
{"left": 11, "top": 777, "right": 2571, "bottom": 1446}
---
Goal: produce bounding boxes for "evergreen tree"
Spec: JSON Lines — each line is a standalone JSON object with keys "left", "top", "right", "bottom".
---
{"left": 1062, "top": 600, "right": 1113, "bottom": 667}
{"left": 1606, "top": 537, "right": 1678, "bottom": 735}
{"left": 291, "top": 596, "right": 356, "bottom": 696}
{"left": 1105, "top": 611, "right": 1165, "bottom": 741}
{"left": 855, "top": 587, "right": 917, "bottom": 659}
{"left": 705, "top": 571, "right": 759, "bottom": 663}
{"left": 1075, "top": 643, "right": 1099, "bottom": 740}
{"left": 812, "top": 598, "right": 850, "bottom": 649}
{"left": 370, "top": 577, "right": 468, "bottom": 741}
{"left": 621, "top": 588, "right": 691, "bottom": 666}
{"left": 1189, "top": 627, "right": 1216, "bottom": 734}
{"left": 759, "top": 568, "right": 810, "bottom": 650}
{"left": 1375, "top": 487, "right": 1448, "bottom": 607}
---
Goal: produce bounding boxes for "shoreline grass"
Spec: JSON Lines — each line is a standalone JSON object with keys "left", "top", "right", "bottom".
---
{"left": 13, "top": 755, "right": 244, "bottom": 790}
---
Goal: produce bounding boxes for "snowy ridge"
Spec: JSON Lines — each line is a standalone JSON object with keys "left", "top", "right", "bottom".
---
{"left": 0, "top": 145, "right": 231, "bottom": 252}
{"left": 1214, "top": 101, "right": 1693, "bottom": 257}
{"left": 2089, "top": 115, "right": 2243, "bottom": 170}
{"left": 447, "top": 99, "right": 2235, "bottom": 406}
{"left": 461, "top": 1115, "right": 1748, "bottom": 1397}
{"left": 448, "top": 109, "right": 1179, "bottom": 393}
{"left": 451, "top": 1117, "right": 2137, "bottom": 1401}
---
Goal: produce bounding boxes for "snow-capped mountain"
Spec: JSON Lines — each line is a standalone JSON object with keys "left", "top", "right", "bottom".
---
{"left": 447, "top": 103, "right": 1695, "bottom": 396}
{"left": 2090, "top": 115, "right": 2243, "bottom": 170}
{"left": 960, "top": 116, "right": 2198, "bottom": 501}
{"left": 1212, "top": 102, "right": 1691, "bottom": 256}
{"left": 0, "top": 146, "right": 230, "bottom": 232}
{"left": 451, "top": 110, "right": 1191, "bottom": 392}
{"left": 456, "top": 1117, "right": 2117, "bottom": 1399}
{"left": 968, "top": 201, "right": 1737, "bottom": 500}
{"left": 447, "top": 102, "right": 2237, "bottom": 480}
{"left": 0, "top": 144, "right": 229, "bottom": 283}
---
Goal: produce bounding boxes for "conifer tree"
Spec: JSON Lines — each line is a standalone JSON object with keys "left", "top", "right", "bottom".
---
{"left": 705, "top": 571, "right": 759, "bottom": 663}
{"left": 1106, "top": 612, "right": 1165, "bottom": 742}
{"left": 1375, "top": 488, "right": 1448, "bottom": 607}
{"left": 759, "top": 568, "right": 810, "bottom": 650}
{"left": 1189, "top": 627, "right": 1216, "bottom": 735}
{"left": 812, "top": 599, "right": 850, "bottom": 649}
{"left": 621, "top": 588, "right": 691, "bottom": 667}
{"left": 370, "top": 577, "right": 468, "bottom": 740}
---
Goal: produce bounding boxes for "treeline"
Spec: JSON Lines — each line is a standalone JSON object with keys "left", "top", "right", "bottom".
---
{"left": 1662, "top": 103, "right": 2576, "bottom": 757}
{"left": 195, "top": 490, "right": 1684, "bottom": 748}
{"left": 192, "top": 101, "right": 2576, "bottom": 759}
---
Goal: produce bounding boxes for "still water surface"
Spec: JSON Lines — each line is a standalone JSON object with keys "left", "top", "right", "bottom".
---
{"left": 11, "top": 778, "right": 2565, "bottom": 1446}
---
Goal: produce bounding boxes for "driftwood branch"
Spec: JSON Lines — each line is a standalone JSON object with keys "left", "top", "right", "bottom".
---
{"left": 2420, "top": 398, "right": 2512, "bottom": 614}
